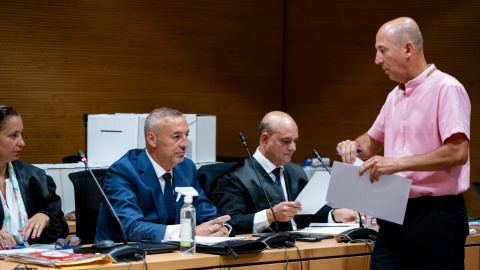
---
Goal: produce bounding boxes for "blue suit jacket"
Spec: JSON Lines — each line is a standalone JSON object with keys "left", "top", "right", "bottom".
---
{"left": 95, "top": 149, "right": 220, "bottom": 242}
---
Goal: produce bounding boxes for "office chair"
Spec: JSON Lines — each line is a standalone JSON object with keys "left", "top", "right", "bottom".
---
{"left": 62, "top": 155, "right": 82, "bottom": 163}
{"left": 197, "top": 162, "right": 238, "bottom": 200}
{"left": 68, "top": 169, "right": 107, "bottom": 244}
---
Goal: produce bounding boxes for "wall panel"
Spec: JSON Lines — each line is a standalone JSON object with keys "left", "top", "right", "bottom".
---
{"left": 0, "top": 0, "right": 283, "bottom": 163}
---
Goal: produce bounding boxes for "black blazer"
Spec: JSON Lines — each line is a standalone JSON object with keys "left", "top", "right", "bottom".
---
{"left": 211, "top": 158, "right": 332, "bottom": 234}
{"left": 0, "top": 160, "right": 69, "bottom": 244}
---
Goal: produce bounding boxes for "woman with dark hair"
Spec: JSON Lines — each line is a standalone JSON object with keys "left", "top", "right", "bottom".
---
{"left": 0, "top": 105, "right": 68, "bottom": 249}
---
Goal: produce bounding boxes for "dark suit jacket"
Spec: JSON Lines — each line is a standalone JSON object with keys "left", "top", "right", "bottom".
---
{"left": 211, "top": 158, "right": 332, "bottom": 234}
{"left": 0, "top": 161, "right": 69, "bottom": 244}
{"left": 95, "top": 149, "right": 220, "bottom": 243}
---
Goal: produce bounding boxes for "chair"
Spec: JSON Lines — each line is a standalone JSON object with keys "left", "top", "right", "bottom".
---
{"left": 62, "top": 155, "right": 82, "bottom": 163}
{"left": 197, "top": 162, "right": 238, "bottom": 200}
{"left": 68, "top": 169, "right": 107, "bottom": 244}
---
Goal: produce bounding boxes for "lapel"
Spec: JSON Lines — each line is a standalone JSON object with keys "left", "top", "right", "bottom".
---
{"left": 244, "top": 158, "right": 286, "bottom": 209}
{"left": 172, "top": 164, "right": 186, "bottom": 224}
{"left": 12, "top": 161, "right": 33, "bottom": 215}
{"left": 137, "top": 150, "right": 169, "bottom": 224}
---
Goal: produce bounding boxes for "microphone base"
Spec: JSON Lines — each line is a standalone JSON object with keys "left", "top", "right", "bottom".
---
{"left": 105, "top": 245, "right": 146, "bottom": 263}
{"left": 256, "top": 233, "right": 296, "bottom": 249}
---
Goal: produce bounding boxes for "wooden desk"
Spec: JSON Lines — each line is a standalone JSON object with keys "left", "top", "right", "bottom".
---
{"left": 2, "top": 229, "right": 479, "bottom": 270}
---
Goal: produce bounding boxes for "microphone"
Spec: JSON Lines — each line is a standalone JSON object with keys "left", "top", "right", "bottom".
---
{"left": 77, "top": 150, "right": 146, "bottom": 262}
{"left": 239, "top": 133, "right": 295, "bottom": 248}
{"left": 312, "top": 149, "right": 331, "bottom": 175}
{"left": 83, "top": 113, "right": 88, "bottom": 158}
{"left": 312, "top": 149, "right": 363, "bottom": 228}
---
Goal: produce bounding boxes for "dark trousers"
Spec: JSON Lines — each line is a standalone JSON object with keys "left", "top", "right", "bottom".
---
{"left": 371, "top": 194, "right": 469, "bottom": 270}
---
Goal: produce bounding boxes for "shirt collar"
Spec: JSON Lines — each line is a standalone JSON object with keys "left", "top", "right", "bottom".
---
{"left": 253, "top": 147, "right": 284, "bottom": 174}
{"left": 399, "top": 64, "right": 436, "bottom": 97}
{"left": 146, "top": 150, "right": 171, "bottom": 179}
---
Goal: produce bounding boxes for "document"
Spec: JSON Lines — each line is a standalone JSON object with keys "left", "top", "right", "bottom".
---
{"left": 165, "top": 236, "right": 249, "bottom": 246}
{"left": 326, "top": 161, "right": 411, "bottom": 225}
{"left": 301, "top": 226, "right": 356, "bottom": 235}
{"left": 295, "top": 171, "right": 331, "bottom": 215}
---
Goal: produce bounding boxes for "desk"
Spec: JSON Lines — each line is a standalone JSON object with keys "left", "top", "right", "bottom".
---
{"left": 2, "top": 229, "right": 479, "bottom": 270}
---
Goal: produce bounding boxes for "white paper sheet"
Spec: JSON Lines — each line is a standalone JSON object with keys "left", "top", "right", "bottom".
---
{"left": 300, "top": 226, "right": 355, "bottom": 235}
{"left": 326, "top": 161, "right": 411, "bottom": 225}
{"left": 164, "top": 236, "right": 248, "bottom": 246}
{"left": 295, "top": 171, "right": 331, "bottom": 215}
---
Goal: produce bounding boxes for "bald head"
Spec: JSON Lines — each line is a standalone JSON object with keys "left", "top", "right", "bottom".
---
{"left": 259, "top": 111, "right": 297, "bottom": 139}
{"left": 258, "top": 111, "right": 298, "bottom": 167}
{"left": 375, "top": 17, "right": 428, "bottom": 84}
{"left": 378, "top": 17, "right": 424, "bottom": 51}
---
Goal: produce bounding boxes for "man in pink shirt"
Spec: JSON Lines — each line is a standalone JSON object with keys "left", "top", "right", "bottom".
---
{"left": 337, "top": 17, "right": 470, "bottom": 269}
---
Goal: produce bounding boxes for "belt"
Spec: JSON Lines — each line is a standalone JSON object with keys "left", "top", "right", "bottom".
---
{"left": 407, "top": 194, "right": 464, "bottom": 209}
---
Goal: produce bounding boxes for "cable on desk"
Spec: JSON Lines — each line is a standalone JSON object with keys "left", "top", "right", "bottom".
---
{"left": 283, "top": 246, "right": 289, "bottom": 270}
{"left": 292, "top": 243, "right": 304, "bottom": 270}
{"left": 12, "top": 262, "right": 35, "bottom": 270}
{"left": 348, "top": 238, "right": 375, "bottom": 269}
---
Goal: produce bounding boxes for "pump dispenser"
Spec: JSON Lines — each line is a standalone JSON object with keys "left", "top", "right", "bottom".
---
{"left": 175, "top": 187, "right": 198, "bottom": 255}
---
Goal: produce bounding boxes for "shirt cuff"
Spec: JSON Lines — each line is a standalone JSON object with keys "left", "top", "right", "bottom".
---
{"left": 224, "top": 224, "right": 233, "bottom": 235}
{"left": 253, "top": 209, "right": 270, "bottom": 233}
{"left": 164, "top": 224, "right": 181, "bottom": 240}
{"left": 328, "top": 209, "right": 336, "bottom": 223}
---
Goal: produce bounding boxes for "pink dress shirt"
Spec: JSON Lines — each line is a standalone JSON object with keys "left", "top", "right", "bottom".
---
{"left": 368, "top": 64, "right": 471, "bottom": 198}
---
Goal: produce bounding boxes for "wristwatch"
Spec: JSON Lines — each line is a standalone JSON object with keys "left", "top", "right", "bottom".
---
{"left": 331, "top": 209, "right": 338, "bottom": 223}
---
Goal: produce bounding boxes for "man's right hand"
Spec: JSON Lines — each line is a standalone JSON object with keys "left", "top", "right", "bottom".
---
{"left": 267, "top": 201, "right": 302, "bottom": 223}
{"left": 336, "top": 139, "right": 359, "bottom": 164}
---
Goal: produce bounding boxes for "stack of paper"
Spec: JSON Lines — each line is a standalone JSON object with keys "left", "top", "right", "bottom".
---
{"left": 5, "top": 250, "right": 111, "bottom": 268}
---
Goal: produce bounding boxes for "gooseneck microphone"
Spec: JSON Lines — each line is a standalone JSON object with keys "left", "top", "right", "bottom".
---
{"left": 312, "top": 149, "right": 363, "bottom": 228}
{"left": 312, "top": 149, "right": 332, "bottom": 175}
{"left": 239, "top": 133, "right": 295, "bottom": 248}
{"left": 77, "top": 150, "right": 145, "bottom": 262}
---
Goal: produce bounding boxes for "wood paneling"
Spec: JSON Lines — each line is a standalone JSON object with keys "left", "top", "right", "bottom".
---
{"left": 1, "top": 0, "right": 479, "bottom": 217}
{"left": 0, "top": 0, "right": 283, "bottom": 163}
{"left": 283, "top": 0, "right": 480, "bottom": 216}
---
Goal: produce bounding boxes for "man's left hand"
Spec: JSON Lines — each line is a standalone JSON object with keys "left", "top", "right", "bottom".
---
{"left": 332, "top": 208, "right": 358, "bottom": 223}
{"left": 360, "top": 156, "right": 400, "bottom": 183}
{"left": 196, "top": 215, "right": 231, "bottom": 237}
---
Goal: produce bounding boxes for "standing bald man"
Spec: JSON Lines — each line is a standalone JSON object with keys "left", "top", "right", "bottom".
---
{"left": 212, "top": 111, "right": 357, "bottom": 235}
{"left": 337, "top": 18, "right": 470, "bottom": 269}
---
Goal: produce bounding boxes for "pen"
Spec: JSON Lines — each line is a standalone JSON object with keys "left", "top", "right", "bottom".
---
{"left": 334, "top": 149, "right": 362, "bottom": 154}
{"left": 12, "top": 246, "right": 26, "bottom": 249}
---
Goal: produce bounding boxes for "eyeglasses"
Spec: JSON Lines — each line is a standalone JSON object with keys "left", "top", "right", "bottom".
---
{"left": 55, "top": 236, "right": 82, "bottom": 250}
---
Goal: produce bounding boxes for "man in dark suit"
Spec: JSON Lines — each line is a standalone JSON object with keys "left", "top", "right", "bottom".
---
{"left": 211, "top": 111, "right": 357, "bottom": 234}
{"left": 95, "top": 107, "right": 230, "bottom": 243}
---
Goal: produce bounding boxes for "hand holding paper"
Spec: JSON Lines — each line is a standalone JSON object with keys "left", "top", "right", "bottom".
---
{"left": 326, "top": 161, "right": 411, "bottom": 225}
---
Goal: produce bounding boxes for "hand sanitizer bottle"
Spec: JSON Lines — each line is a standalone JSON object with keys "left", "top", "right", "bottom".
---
{"left": 176, "top": 187, "right": 198, "bottom": 255}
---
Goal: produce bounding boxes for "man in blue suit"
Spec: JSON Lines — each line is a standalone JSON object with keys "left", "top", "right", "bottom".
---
{"left": 95, "top": 107, "right": 230, "bottom": 243}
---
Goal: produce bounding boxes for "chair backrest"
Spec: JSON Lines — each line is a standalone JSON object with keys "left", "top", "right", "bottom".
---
{"left": 197, "top": 162, "right": 238, "bottom": 200}
{"left": 68, "top": 169, "right": 107, "bottom": 244}
{"left": 62, "top": 155, "right": 82, "bottom": 163}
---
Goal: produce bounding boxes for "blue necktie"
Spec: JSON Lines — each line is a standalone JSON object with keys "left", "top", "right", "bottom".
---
{"left": 163, "top": 173, "right": 176, "bottom": 225}
{"left": 272, "top": 168, "right": 286, "bottom": 201}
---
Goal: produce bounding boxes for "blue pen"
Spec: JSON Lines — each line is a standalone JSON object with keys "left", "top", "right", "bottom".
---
{"left": 334, "top": 149, "right": 362, "bottom": 154}
{"left": 12, "top": 246, "right": 26, "bottom": 249}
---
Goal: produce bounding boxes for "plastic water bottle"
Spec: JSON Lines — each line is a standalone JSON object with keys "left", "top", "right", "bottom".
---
{"left": 176, "top": 187, "right": 198, "bottom": 255}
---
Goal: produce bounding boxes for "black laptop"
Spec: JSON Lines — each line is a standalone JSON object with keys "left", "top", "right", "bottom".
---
{"left": 74, "top": 242, "right": 178, "bottom": 255}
